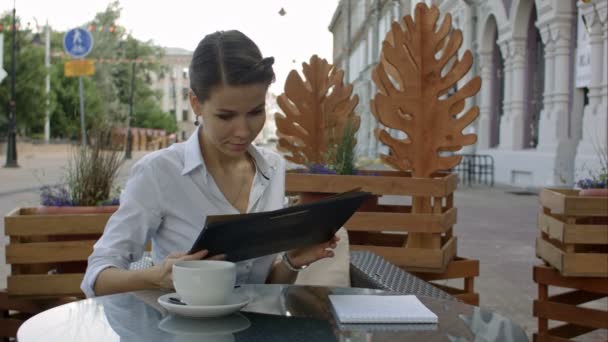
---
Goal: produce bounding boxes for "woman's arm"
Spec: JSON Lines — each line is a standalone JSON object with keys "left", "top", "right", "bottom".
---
{"left": 93, "top": 249, "right": 212, "bottom": 296}
{"left": 266, "top": 234, "right": 339, "bottom": 284}
{"left": 93, "top": 267, "right": 160, "bottom": 296}
{"left": 266, "top": 256, "right": 299, "bottom": 284}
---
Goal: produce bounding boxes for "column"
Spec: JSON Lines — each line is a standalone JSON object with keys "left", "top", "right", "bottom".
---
{"left": 552, "top": 22, "right": 573, "bottom": 140}
{"left": 538, "top": 19, "right": 573, "bottom": 151}
{"left": 579, "top": 1, "right": 606, "bottom": 155}
{"left": 499, "top": 38, "right": 526, "bottom": 150}
{"left": 476, "top": 51, "right": 493, "bottom": 149}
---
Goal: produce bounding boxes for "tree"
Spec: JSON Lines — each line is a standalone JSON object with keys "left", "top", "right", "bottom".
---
{"left": 2, "top": 1, "right": 177, "bottom": 141}
{"left": 0, "top": 13, "right": 46, "bottom": 137}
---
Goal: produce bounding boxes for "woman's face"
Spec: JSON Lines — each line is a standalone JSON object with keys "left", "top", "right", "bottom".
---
{"left": 191, "top": 83, "right": 267, "bottom": 157}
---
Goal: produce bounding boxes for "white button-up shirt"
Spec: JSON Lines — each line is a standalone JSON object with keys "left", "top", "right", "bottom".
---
{"left": 81, "top": 128, "right": 286, "bottom": 298}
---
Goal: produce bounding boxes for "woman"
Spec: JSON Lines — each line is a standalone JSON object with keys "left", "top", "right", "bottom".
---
{"left": 81, "top": 30, "right": 338, "bottom": 297}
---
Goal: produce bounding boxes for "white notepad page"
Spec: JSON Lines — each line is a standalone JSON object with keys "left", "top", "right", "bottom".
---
{"left": 328, "top": 295, "right": 438, "bottom": 324}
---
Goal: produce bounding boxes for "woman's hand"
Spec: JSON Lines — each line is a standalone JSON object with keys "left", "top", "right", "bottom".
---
{"left": 151, "top": 249, "right": 225, "bottom": 289}
{"left": 285, "top": 234, "right": 340, "bottom": 269}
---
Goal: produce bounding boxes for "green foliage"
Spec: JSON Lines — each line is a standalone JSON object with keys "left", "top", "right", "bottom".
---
{"left": 324, "top": 118, "right": 358, "bottom": 175}
{"left": 0, "top": 14, "right": 47, "bottom": 136}
{"left": 1, "top": 1, "right": 176, "bottom": 141}
{"left": 65, "top": 127, "right": 124, "bottom": 206}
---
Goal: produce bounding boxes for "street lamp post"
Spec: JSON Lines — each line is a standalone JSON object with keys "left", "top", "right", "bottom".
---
{"left": 5, "top": 3, "right": 18, "bottom": 168}
{"left": 125, "top": 57, "right": 135, "bottom": 159}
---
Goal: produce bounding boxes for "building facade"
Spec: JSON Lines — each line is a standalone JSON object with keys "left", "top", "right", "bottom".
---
{"left": 152, "top": 47, "right": 196, "bottom": 141}
{"left": 329, "top": 0, "right": 607, "bottom": 187}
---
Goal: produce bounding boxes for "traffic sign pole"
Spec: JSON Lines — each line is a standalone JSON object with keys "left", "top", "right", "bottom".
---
{"left": 79, "top": 76, "right": 86, "bottom": 146}
{"left": 63, "top": 27, "right": 94, "bottom": 147}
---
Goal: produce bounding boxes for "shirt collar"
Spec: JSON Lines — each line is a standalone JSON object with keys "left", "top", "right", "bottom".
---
{"left": 181, "top": 127, "right": 205, "bottom": 176}
{"left": 181, "top": 126, "right": 276, "bottom": 181}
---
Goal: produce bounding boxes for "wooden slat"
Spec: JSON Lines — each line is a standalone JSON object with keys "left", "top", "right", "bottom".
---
{"left": 5, "top": 209, "right": 110, "bottom": 236}
{"left": 0, "top": 291, "right": 46, "bottom": 313}
{"left": 8, "top": 274, "right": 84, "bottom": 296}
{"left": 533, "top": 299, "right": 608, "bottom": 329}
{"left": 6, "top": 240, "right": 96, "bottom": 264}
{"left": 286, "top": 172, "right": 457, "bottom": 197}
{"left": 539, "top": 211, "right": 608, "bottom": 244}
{"left": 533, "top": 265, "right": 608, "bottom": 294}
{"left": 534, "top": 332, "right": 577, "bottom": 342}
{"left": 350, "top": 237, "right": 456, "bottom": 270}
{"left": 546, "top": 323, "right": 596, "bottom": 339}
{"left": 536, "top": 237, "right": 608, "bottom": 277}
{"left": 401, "top": 237, "right": 458, "bottom": 273}
{"left": 344, "top": 208, "right": 456, "bottom": 233}
{"left": 540, "top": 188, "right": 608, "bottom": 216}
{"left": 548, "top": 290, "right": 605, "bottom": 306}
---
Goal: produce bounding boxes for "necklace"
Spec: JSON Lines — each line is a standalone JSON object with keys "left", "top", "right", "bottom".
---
{"left": 228, "top": 174, "right": 248, "bottom": 208}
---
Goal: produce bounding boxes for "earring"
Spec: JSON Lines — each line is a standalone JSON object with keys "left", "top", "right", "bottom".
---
{"left": 194, "top": 116, "right": 200, "bottom": 126}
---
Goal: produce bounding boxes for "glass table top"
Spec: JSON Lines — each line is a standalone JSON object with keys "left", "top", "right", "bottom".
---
{"left": 17, "top": 284, "right": 528, "bottom": 342}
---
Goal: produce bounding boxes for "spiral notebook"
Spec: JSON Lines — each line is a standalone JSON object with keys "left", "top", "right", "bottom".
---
{"left": 328, "top": 295, "right": 438, "bottom": 324}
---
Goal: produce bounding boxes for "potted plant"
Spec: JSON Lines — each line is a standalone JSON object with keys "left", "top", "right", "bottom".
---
{"left": 36, "top": 128, "right": 123, "bottom": 214}
{"left": 4, "top": 126, "right": 125, "bottom": 296}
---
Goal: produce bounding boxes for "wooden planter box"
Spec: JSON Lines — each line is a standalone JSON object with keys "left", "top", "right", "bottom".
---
{"left": 536, "top": 188, "right": 608, "bottom": 277}
{"left": 287, "top": 170, "right": 458, "bottom": 272}
{"left": 533, "top": 265, "right": 608, "bottom": 341}
{"left": 4, "top": 207, "right": 114, "bottom": 297}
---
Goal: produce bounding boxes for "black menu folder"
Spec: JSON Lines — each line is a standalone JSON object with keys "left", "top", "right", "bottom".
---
{"left": 188, "top": 190, "right": 373, "bottom": 262}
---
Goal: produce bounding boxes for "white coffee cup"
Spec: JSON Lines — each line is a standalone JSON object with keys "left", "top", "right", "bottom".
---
{"left": 172, "top": 260, "right": 237, "bottom": 306}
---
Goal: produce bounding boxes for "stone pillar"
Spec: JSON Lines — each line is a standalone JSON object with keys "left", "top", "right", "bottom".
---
{"left": 538, "top": 25, "right": 555, "bottom": 138}
{"left": 499, "top": 38, "right": 526, "bottom": 149}
{"left": 577, "top": 1, "right": 607, "bottom": 157}
{"left": 538, "top": 19, "right": 573, "bottom": 151}
{"left": 554, "top": 22, "right": 573, "bottom": 136}
{"left": 476, "top": 51, "right": 494, "bottom": 149}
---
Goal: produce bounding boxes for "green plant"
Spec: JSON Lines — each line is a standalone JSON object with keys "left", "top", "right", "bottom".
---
{"left": 323, "top": 117, "right": 358, "bottom": 175}
{"left": 62, "top": 127, "right": 124, "bottom": 206}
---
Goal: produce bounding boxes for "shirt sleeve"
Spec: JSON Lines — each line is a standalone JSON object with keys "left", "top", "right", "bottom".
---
{"left": 80, "top": 159, "right": 163, "bottom": 298}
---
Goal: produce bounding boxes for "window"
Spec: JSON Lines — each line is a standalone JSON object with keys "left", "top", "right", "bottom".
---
{"left": 182, "top": 88, "right": 189, "bottom": 101}
{"left": 182, "top": 110, "right": 189, "bottom": 122}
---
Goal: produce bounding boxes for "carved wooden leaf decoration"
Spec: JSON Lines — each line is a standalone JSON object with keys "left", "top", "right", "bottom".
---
{"left": 371, "top": 3, "right": 481, "bottom": 177}
{"left": 275, "top": 55, "right": 360, "bottom": 166}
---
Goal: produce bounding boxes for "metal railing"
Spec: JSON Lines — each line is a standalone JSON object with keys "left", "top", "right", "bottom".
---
{"left": 452, "top": 154, "right": 495, "bottom": 186}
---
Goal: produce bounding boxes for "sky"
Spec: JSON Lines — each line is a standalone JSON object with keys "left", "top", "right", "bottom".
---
{"left": 1, "top": 0, "right": 340, "bottom": 93}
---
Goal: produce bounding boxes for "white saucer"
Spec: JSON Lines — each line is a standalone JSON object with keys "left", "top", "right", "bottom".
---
{"left": 157, "top": 293, "right": 250, "bottom": 318}
{"left": 158, "top": 312, "right": 251, "bottom": 335}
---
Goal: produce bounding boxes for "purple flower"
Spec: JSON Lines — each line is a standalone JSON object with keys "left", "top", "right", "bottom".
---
{"left": 306, "top": 163, "right": 337, "bottom": 175}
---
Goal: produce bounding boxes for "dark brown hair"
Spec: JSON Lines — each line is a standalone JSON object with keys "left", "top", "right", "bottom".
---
{"left": 189, "top": 30, "right": 275, "bottom": 103}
